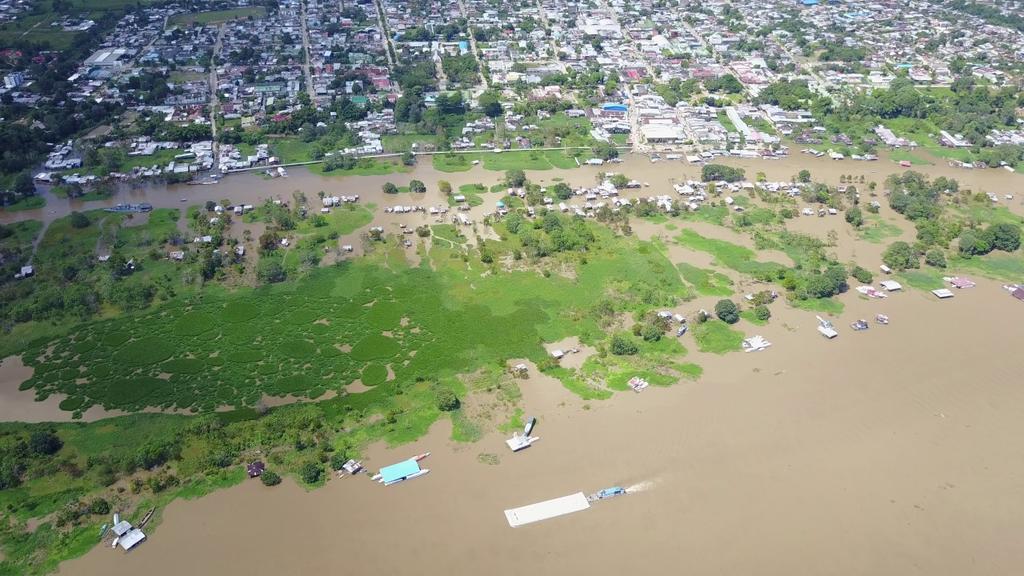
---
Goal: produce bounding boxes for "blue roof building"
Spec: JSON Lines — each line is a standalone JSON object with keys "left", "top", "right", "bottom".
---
{"left": 379, "top": 459, "right": 421, "bottom": 484}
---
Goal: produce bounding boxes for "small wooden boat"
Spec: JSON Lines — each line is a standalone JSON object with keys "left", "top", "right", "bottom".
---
{"left": 412, "top": 452, "right": 430, "bottom": 462}
{"left": 138, "top": 508, "right": 155, "bottom": 529}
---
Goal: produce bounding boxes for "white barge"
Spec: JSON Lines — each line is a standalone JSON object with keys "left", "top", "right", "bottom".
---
{"left": 504, "top": 492, "right": 591, "bottom": 527}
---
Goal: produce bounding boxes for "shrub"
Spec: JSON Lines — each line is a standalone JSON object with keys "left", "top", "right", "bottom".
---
{"left": 753, "top": 305, "right": 771, "bottom": 321}
{"left": 882, "top": 241, "right": 919, "bottom": 270}
{"left": 850, "top": 265, "right": 873, "bottom": 284}
{"left": 714, "top": 299, "right": 739, "bottom": 324}
{"left": 69, "top": 211, "right": 90, "bottom": 229}
{"left": 409, "top": 179, "right": 426, "bottom": 193}
{"left": 300, "top": 461, "right": 323, "bottom": 484}
{"left": 29, "top": 431, "right": 63, "bottom": 455}
{"left": 257, "top": 260, "right": 287, "bottom": 283}
{"left": 925, "top": 249, "right": 947, "bottom": 268}
{"left": 610, "top": 334, "right": 639, "bottom": 355}
{"left": 329, "top": 451, "right": 349, "bottom": 471}
{"left": 382, "top": 182, "right": 399, "bottom": 194}
{"left": 436, "top": 388, "right": 460, "bottom": 412}
{"left": 260, "top": 470, "right": 281, "bottom": 486}
{"left": 88, "top": 498, "right": 111, "bottom": 515}
{"left": 986, "top": 223, "right": 1021, "bottom": 252}
{"left": 845, "top": 206, "right": 863, "bottom": 228}
{"left": 640, "top": 321, "right": 663, "bottom": 342}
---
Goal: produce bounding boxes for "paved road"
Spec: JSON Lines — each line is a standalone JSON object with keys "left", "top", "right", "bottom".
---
{"left": 299, "top": 0, "right": 316, "bottom": 101}
{"left": 374, "top": 0, "right": 397, "bottom": 67}
{"left": 208, "top": 25, "right": 226, "bottom": 161}
{"left": 457, "top": 0, "right": 489, "bottom": 89}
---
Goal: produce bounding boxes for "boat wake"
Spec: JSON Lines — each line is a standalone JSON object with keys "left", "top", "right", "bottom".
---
{"left": 624, "top": 479, "right": 657, "bottom": 493}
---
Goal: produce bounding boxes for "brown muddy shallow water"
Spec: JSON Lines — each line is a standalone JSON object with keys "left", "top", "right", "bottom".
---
{"left": 60, "top": 279, "right": 1024, "bottom": 576}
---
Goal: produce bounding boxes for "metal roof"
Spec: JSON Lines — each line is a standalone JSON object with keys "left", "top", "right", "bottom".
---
{"left": 379, "top": 459, "right": 420, "bottom": 484}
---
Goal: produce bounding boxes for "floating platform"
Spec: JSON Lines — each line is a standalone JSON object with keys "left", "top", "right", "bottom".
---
{"left": 504, "top": 492, "right": 590, "bottom": 527}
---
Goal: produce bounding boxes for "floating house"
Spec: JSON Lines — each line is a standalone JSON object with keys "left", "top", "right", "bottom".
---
{"left": 377, "top": 459, "right": 428, "bottom": 486}
{"left": 932, "top": 288, "right": 955, "bottom": 299}
{"left": 111, "top": 520, "right": 146, "bottom": 551}
{"left": 879, "top": 280, "right": 902, "bottom": 292}
{"left": 742, "top": 335, "right": 772, "bottom": 352}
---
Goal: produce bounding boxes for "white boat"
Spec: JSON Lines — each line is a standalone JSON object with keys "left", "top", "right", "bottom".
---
{"left": 506, "top": 434, "right": 540, "bottom": 452}
{"left": 524, "top": 417, "right": 537, "bottom": 437}
{"left": 111, "top": 537, "right": 120, "bottom": 549}
{"left": 628, "top": 376, "right": 650, "bottom": 392}
{"left": 817, "top": 316, "right": 838, "bottom": 339}
{"left": 875, "top": 314, "right": 889, "bottom": 325}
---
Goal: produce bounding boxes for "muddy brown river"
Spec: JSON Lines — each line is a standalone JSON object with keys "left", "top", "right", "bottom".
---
{"left": 58, "top": 281, "right": 1024, "bottom": 576}
{"left": 2, "top": 152, "right": 1023, "bottom": 575}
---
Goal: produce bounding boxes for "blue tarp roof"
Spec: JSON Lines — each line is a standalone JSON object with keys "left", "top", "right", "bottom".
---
{"left": 379, "top": 459, "right": 420, "bottom": 483}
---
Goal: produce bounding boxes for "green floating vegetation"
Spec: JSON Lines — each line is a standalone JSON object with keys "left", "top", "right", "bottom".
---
{"left": 897, "top": 269, "right": 946, "bottom": 291}
{"left": 950, "top": 253, "right": 1024, "bottom": 282}
{"left": 676, "top": 262, "right": 734, "bottom": 297}
{"left": 858, "top": 215, "right": 903, "bottom": 244}
{"left": 789, "top": 297, "right": 845, "bottom": 315}
{"left": 675, "top": 229, "right": 787, "bottom": 276}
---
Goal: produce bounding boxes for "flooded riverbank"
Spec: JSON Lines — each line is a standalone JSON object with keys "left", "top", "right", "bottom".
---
{"left": 4, "top": 149, "right": 1023, "bottom": 230}
{"left": 60, "top": 276, "right": 1024, "bottom": 576}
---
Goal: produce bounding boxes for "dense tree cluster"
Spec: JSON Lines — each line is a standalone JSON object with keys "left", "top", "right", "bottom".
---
{"left": 701, "top": 164, "right": 746, "bottom": 183}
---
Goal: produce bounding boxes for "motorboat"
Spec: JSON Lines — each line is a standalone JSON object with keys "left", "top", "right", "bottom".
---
{"left": 524, "top": 417, "right": 537, "bottom": 437}
{"left": 875, "top": 314, "right": 889, "bottom": 325}
{"left": 851, "top": 319, "right": 869, "bottom": 331}
{"left": 817, "top": 316, "right": 838, "bottom": 339}
{"left": 588, "top": 486, "right": 627, "bottom": 502}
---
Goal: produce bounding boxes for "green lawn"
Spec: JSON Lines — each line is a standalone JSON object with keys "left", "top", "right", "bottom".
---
{"left": 168, "top": 6, "right": 266, "bottom": 26}
{"left": 692, "top": 320, "right": 744, "bottom": 354}
{"left": 451, "top": 183, "right": 487, "bottom": 207}
{"left": 432, "top": 149, "right": 584, "bottom": 173}
{"left": 1, "top": 196, "right": 46, "bottom": 212}
{"left": 950, "top": 253, "right": 1024, "bottom": 282}
{"left": 382, "top": 134, "right": 437, "bottom": 153}
{"left": 789, "top": 296, "right": 845, "bottom": 314}
{"left": 897, "top": 268, "right": 946, "bottom": 291}
{"left": 888, "top": 148, "right": 932, "bottom": 166}
{"left": 857, "top": 215, "right": 903, "bottom": 243}
{"left": 717, "top": 111, "right": 737, "bottom": 133}
{"left": 308, "top": 158, "right": 409, "bottom": 177}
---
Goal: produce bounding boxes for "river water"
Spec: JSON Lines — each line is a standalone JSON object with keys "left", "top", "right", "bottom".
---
{"left": 60, "top": 280, "right": 1024, "bottom": 576}
{"left": 6, "top": 152, "right": 1024, "bottom": 575}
